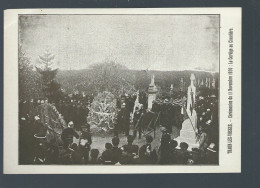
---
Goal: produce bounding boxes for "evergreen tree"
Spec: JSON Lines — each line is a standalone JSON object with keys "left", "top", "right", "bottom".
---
{"left": 19, "top": 45, "right": 42, "bottom": 100}
{"left": 36, "top": 50, "right": 61, "bottom": 103}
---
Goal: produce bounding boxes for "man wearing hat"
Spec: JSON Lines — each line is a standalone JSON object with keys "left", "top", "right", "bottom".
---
{"left": 115, "top": 103, "right": 130, "bottom": 136}
{"left": 61, "top": 121, "right": 79, "bottom": 149}
{"left": 139, "top": 135, "right": 158, "bottom": 164}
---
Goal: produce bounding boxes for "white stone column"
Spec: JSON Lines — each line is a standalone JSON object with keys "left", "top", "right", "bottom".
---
{"left": 186, "top": 74, "right": 196, "bottom": 116}
{"left": 176, "top": 73, "right": 198, "bottom": 150}
{"left": 148, "top": 75, "right": 158, "bottom": 110}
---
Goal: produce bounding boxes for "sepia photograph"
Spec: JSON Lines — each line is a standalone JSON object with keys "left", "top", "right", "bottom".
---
{"left": 18, "top": 14, "right": 219, "bottom": 166}
{"left": 4, "top": 8, "right": 241, "bottom": 173}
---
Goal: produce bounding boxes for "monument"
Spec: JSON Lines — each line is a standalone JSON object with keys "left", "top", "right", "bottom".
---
{"left": 170, "top": 84, "right": 174, "bottom": 95}
{"left": 147, "top": 75, "right": 158, "bottom": 110}
{"left": 176, "top": 73, "right": 198, "bottom": 150}
{"left": 186, "top": 73, "right": 196, "bottom": 116}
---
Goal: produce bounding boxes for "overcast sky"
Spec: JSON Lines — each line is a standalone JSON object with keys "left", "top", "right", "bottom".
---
{"left": 19, "top": 14, "right": 219, "bottom": 71}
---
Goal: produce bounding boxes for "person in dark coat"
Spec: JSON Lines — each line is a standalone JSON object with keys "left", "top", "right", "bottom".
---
{"left": 133, "top": 107, "right": 142, "bottom": 138}
{"left": 79, "top": 123, "right": 92, "bottom": 163}
{"left": 110, "top": 137, "right": 122, "bottom": 164}
{"left": 70, "top": 143, "right": 83, "bottom": 164}
{"left": 121, "top": 135, "right": 139, "bottom": 164}
{"left": 33, "top": 142, "right": 46, "bottom": 164}
{"left": 19, "top": 117, "right": 35, "bottom": 164}
{"left": 100, "top": 143, "right": 113, "bottom": 165}
{"left": 135, "top": 108, "right": 156, "bottom": 139}
{"left": 178, "top": 142, "right": 190, "bottom": 164}
{"left": 169, "top": 139, "right": 180, "bottom": 164}
{"left": 139, "top": 135, "right": 157, "bottom": 164}
{"left": 159, "top": 100, "right": 172, "bottom": 134}
{"left": 157, "top": 132, "right": 171, "bottom": 164}
{"left": 89, "top": 149, "right": 101, "bottom": 164}
{"left": 45, "top": 140, "right": 59, "bottom": 164}
{"left": 61, "top": 121, "right": 79, "bottom": 149}
{"left": 115, "top": 103, "right": 130, "bottom": 136}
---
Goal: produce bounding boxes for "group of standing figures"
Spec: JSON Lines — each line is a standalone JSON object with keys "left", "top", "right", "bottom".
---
{"left": 19, "top": 89, "right": 218, "bottom": 165}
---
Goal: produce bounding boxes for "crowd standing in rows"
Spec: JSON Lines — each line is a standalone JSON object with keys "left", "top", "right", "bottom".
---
{"left": 19, "top": 92, "right": 218, "bottom": 165}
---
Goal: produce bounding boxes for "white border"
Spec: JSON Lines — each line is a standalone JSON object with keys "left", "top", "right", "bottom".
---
{"left": 4, "top": 8, "right": 241, "bottom": 174}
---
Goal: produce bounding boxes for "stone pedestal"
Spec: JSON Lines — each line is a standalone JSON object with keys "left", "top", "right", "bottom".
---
{"left": 176, "top": 110, "right": 199, "bottom": 150}
{"left": 148, "top": 93, "right": 156, "bottom": 109}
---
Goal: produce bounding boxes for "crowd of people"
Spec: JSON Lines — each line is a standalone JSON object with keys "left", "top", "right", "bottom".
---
{"left": 19, "top": 90, "right": 218, "bottom": 165}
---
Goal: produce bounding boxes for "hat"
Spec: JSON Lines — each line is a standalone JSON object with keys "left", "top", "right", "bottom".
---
{"left": 192, "top": 148, "right": 200, "bottom": 152}
{"left": 207, "top": 143, "right": 217, "bottom": 152}
{"left": 34, "top": 115, "right": 40, "bottom": 121}
{"left": 159, "top": 126, "right": 167, "bottom": 133}
{"left": 112, "top": 136, "right": 120, "bottom": 146}
{"left": 180, "top": 142, "right": 189, "bottom": 150}
{"left": 163, "top": 99, "right": 169, "bottom": 103}
{"left": 127, "top": 135, "right": 134, "bottom": 143}
{"left": 68, "top": 121, "right": 74, "bottom": 128}
{"left": 199, "top": 96, "right": 204, "bottom": 100}
{"left": 170, "top": 140, "right": 178, "bottom": 148}
{"left": 206, "top": 120, "right": 212, "bottom": 125}
{"left": 145, "top": 135, "right": 153, "bottom": 143}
